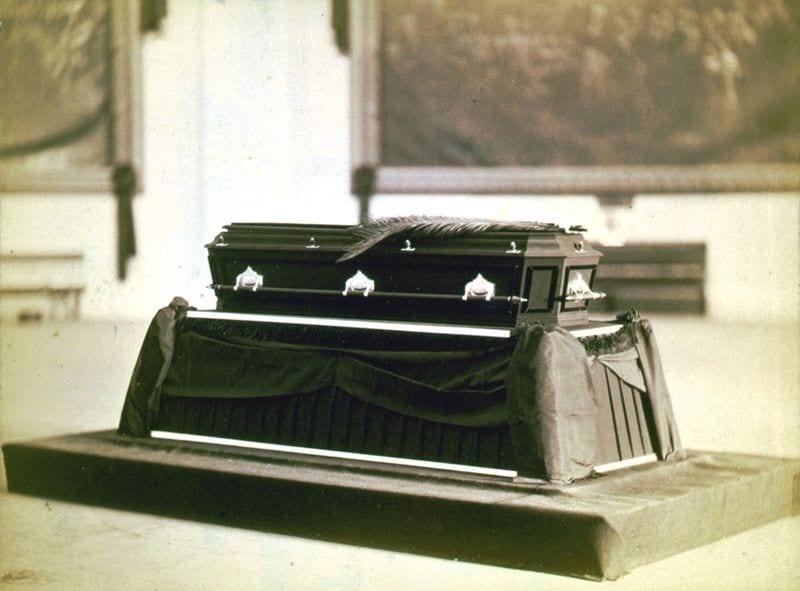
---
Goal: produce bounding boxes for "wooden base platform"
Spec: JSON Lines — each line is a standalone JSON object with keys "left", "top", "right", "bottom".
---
{"left": 3, "top": 431, "right": 798, "bottom": 581}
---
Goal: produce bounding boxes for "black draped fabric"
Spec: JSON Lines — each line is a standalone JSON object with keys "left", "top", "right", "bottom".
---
{"left": 160, "top": 330, "right": 512, "bottom": 428}
{"left": 118, "top": 301, "right": 683, "bottom": 482}
{"left": 117, "top": 297, "right": 189, "bottom": 436}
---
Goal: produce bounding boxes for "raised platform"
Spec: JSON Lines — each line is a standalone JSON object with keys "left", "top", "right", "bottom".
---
{"left": 3, "top": 431, "right": 798, "bottom": 581}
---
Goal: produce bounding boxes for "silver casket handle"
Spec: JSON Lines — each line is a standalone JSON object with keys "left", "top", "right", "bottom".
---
{"left": 564, "top": 271, "right": 606, "bottom": 301}
{"left": 234, "top": 266, "right": 263, "bottom": 292}
{"left": 343, "top": 270, "right": 375, "bottom": 297}
{"left": 462, "top": 273, "right": 495, "bottom": 301}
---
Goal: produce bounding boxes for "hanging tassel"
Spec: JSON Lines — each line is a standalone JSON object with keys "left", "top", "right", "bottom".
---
{"left": 113, "top": 163, "right": 137, "bottom": 280}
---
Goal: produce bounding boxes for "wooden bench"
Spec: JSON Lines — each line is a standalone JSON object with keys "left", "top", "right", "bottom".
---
{"left": 591, "top": 243, "right": 706, "bottom": 314}
{"left": 0, "top": 253, "right": 85, "bottom": 321}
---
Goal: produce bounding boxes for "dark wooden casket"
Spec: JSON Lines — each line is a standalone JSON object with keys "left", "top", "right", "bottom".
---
{"left": 205, "top": 219, "right": 606, "bottom": 327}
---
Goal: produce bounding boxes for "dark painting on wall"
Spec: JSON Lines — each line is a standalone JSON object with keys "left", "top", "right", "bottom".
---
{"left": 351, "top": 0, "right": 800, "bottom": 194}
{"left": 0, "top": 0, "right": 139, "bottom": 192}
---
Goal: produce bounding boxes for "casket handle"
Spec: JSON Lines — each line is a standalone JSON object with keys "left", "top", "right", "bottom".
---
{"left": 462, "top": 274, "right": 496, "bottom": 301}
{"left": 212, "top": 281, "right": 526, "bottom": 305}
{"left": 343, "top": 270, "right": 375, "bottom": 296}
{"left": 559, "top": 271, "right": 606, "bottom": 301}
{"left": 234, "top": 266, "right": 263, "bottom": 292}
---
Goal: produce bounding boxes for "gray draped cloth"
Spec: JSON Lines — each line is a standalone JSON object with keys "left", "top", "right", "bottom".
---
{"left": 508, "top": 322, "right": 683, "bottom": 482}
{"left": 119, "top": 300, "right": 683, "bottom": 483}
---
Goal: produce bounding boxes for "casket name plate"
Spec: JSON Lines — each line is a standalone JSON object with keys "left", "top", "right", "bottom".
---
{"left": 206, "top": 218, "right": 605, "bottom": 327}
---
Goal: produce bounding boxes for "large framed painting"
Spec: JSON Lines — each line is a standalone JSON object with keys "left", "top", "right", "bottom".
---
{"left": 350, "top": 0, "right": 800, "bottom": 195}
{"left": 0, "top": 0, "right": 141, "bottom": 192}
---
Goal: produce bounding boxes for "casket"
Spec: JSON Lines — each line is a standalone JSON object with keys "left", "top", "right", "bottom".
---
{"left": 205, "top": 218, "right": 606, "bottom": 328}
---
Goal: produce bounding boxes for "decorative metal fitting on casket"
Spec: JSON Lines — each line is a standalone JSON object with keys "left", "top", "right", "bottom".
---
{"left": 343, "top": 270, "right": 375, "bottom": 296}
{"left": 563, "top": 271, "right": 606, "bottom": 302}
{"left": 462, "top": 273, "right": 495, "bottom": 301}
{"left": 234, "top": 266, "right": 263, "bottom": 291}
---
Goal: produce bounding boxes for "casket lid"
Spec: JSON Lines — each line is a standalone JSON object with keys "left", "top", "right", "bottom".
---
{"left": 338, "top": 216, "right": 571, "bottom": 261}
{"left": 208, "top": 217, "right": 581, "bottom": 261}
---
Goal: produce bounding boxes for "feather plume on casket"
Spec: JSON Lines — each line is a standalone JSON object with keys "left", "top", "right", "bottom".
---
{"left": 337, "top": 216, "right": 572, "bottom": 262}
